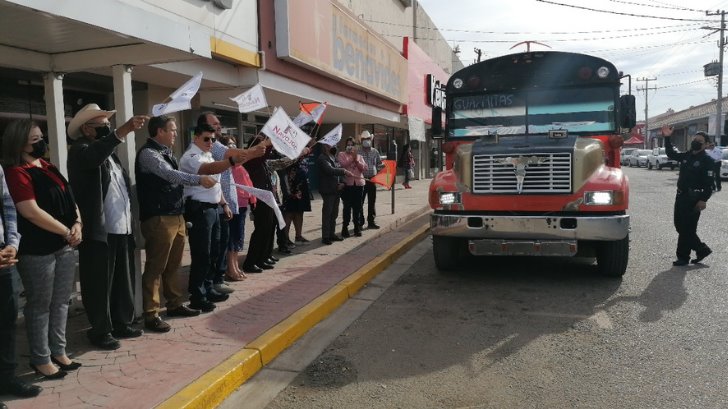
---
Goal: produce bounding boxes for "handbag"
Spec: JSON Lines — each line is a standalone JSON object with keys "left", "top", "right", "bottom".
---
{"left": 407, "top": 168, "right": 415, "bottom": 179}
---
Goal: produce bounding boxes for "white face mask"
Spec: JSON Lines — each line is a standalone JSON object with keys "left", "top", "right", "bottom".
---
{"left": 362, "top": 140, "right": 371, "bottom": 148}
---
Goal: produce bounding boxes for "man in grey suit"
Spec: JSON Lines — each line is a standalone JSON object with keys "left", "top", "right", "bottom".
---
{"left": 316, "top": 143, "right": 352, "bottom": 245}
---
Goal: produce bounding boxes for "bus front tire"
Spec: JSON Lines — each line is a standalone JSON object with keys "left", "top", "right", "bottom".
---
{"left": 596, "top": 236, "right": 629, "bottom": 277}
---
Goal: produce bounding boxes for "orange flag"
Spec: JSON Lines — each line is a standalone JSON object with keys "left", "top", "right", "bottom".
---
{"left": 371, "top": 160, "right": 397, "bottom": 189}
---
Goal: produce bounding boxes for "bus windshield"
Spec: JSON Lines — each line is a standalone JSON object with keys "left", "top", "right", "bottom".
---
{"left": 449, "top": 87, "right": 616, "bottom": 138}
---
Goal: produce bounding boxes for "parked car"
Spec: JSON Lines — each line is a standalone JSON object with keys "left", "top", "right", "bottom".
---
{"left": 620, "top": 148, "right": 637, "bottom": 166}
{"left": 720, "top": 149, "right": 728, "bottom": 180}
{"left": 628, "top": 149, "right": 651, "bottom": 167}
{"left": 647, "top": 147, "right": 678, "bottom": 170}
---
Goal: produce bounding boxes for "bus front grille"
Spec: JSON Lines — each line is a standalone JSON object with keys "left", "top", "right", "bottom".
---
{"left": 472, "top": 152, "right": 572, "bottom": 194}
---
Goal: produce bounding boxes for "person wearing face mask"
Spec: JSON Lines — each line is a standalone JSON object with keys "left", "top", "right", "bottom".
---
{"left": 67, "top": 103, "right": 150, "bottom": 350}
{"left": 317, "top": 142, "right": 352, "bottom": 245}
{"left": 2, "top": 119, "right": 83, "bottom": 381}
{"left": 336, "top": 137, "right": 367, "bottom": 238}
{"left": 661, "top": 126, "right": 715, "bottom": 266}
{"left": 358, "top": 130, "right": 384, "bottom": 229}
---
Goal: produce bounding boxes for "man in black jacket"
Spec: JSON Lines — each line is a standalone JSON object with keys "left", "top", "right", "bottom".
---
{"left": 661, "top": 126, "right": 714, "bottom": 266}
{"left": 67, "top": 103, "right": 149, "bottom": 350}
{"left": 317, "top": 143, "right": 351, "bottom": 245}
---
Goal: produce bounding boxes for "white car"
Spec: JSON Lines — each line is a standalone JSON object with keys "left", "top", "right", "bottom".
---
{"left": 647, "top": 147, "right": 678, "bottom": 170}
{"left": 628, "top": 149, "right": 651, "bottom": 167}
{"left": 720, "top": 149, "right": 728, "bottom": 180}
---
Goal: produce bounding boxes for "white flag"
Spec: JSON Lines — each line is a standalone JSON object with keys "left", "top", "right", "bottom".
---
{"left": 233, "top": 184, "right": 285, "bottom": 229}
{"left": 308, "top": 103, "right": 327, "bottom": 124}
{"left": 152, "top": 72, "right": 203, "bottom": 116}
{"left": 261, "top": 107, "right": 312, "bottom": 160}
{"left": 229, "top": 84, "right": 268, "bottom": 113}
{"left": 317, "top": 124, "right": 342, "bottom": 146}
{"left": 292, "top": 111, "right": 312, "bottom": 127}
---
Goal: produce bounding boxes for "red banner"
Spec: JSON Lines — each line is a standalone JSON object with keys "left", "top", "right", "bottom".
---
{"left": 370, "top": 160, "right": 397, "bottom": 189}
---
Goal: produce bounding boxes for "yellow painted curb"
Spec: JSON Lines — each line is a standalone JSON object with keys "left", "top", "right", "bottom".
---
{"left": 158, "top": 220, "right": 430, "bottom": 409}
{"left": 156, "top": 349, "right": 262, "bottom": 409}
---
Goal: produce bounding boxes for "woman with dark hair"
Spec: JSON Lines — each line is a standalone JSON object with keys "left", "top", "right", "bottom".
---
{"left": 398, "top": 143, "right": 415, "bottom": 189}
{"left": 337, "top": 137, "right": 367, "bottom": 237}
{"left": 1, "top": 119, "right": 82, "bottom": 380}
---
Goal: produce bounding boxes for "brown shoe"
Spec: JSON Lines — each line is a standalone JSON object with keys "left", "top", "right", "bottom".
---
{"left": 144, "top": 317, "right": 171, "bottom": 333}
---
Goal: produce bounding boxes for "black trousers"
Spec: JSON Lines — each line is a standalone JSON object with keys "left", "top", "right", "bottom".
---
{"left": 714, "top": 162, "right": 721, "bottom": 190}
{"left": 215, "top": 215, "right": 229, "bottom": 284}
{"left": 0, "top": 270, "right": 17, "bottom": 380}
{"left": 321, "top": 192, "right": 340, "bottom": 240}
{"left": 186, "top": 204, "right": 220, "bottom": 304}
{"left": 79, "top": 235, "right": 135, "bottom": 336}
{"left": 244, "top": 202, "right": 275, "bottom": 268}
{"left": 359, "top": 180, "right": 377, "bottom": 226}
{"left": 673, "top": 195, "right": 710, "bottom": 261}
{"left": 342, "top": 185, "right": 364, "bottom": 232}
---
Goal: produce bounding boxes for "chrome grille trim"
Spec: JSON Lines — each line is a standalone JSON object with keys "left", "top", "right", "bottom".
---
{"left": 472, "top": 153, "right": 572, "bottom": 193}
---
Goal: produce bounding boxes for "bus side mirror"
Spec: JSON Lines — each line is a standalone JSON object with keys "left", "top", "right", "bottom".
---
{"left": 619, "top": 94, "right": 636, "bottom": 130}
{"left": 431, "top": 106, "right": 444, "bottom": 139}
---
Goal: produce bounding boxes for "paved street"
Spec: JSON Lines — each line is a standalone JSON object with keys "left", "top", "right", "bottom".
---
{"left": 259, "top": 166, "right": 728, "bottom": 409}
{"left": 4, "top": 179, "right": 431, "bottom": 409}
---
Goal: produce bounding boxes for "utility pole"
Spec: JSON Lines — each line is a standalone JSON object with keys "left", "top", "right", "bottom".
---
{"left": 636, "top": 77, "right": 658, "bottom": 149}
{"left": 706, "top": 10, "right": 726, "bottom": 144}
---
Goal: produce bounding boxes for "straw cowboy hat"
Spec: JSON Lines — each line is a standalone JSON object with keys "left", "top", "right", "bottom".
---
{"left": 358, "top": 130, "right": 372, "bottom": 144}
{"left": 67, "top": 103, "right": 116, "bottom": 140}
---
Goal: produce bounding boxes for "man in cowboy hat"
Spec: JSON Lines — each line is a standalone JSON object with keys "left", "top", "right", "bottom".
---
{"left": 358, "top": 130, "right": 383, "bottom": 229}
{"left": 67, "top": 103, "right": 149, "bottom": 350}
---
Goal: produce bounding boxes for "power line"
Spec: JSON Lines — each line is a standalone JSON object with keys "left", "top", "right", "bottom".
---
{"left": 607, "top": 0, "right": 707, "bottom": 13}
{"left": 536, "top": 0, "right": 717, "bottom": 22}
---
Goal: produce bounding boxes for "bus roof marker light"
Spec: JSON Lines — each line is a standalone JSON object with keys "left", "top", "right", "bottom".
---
{"left": 597, "top": 66, "right": 610, "bottom": 79}
{"left": 453, "top": 78, "right": 464, "bottom": 89}
{"left": 467, "top": 75, "right": 481, "bottom": 89}
{"left": 578, "top": 67, "right": 592, "bottom": 80}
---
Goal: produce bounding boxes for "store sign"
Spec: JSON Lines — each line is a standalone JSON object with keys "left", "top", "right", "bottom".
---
{"left": 275, "top": 0, "right": 407, "bottom": 104}
{"left": 426, "top": 74, "right": 446, "bottom": 109}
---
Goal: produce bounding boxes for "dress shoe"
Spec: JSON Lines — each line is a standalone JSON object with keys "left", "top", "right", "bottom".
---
{"left": 189, "top": 300, "right": 216, "bottom": 313}
{"left": 0, "top": 377, "right": 42, "bottom": 397}
{"left": 207, "top": 291, "right": 229, "bottom": 303}
{"left": 269, "top": 255, "right": 280, "bottom": 262}
{"left": 331, "top": 235, "right": 344, "bottom": 242}
{"left": 367, "top": 223, "right": 381, "bottom": 229}
{"left": 51, "top": 356, "right": 82, "bottom": 371}
{"left": 278, "top": 247, "right": 293, "bottom": 254}
{"left": 672, "top": 259, "right": 689, "bottom": 266}
{"left": 88, "top": 332, "right": 121, "bottom": 350}
{"left": 322, "top": 239, "right": 333, "bottom": 245}
{"left": 213, "top": 283, "right": 235, "bottom": 294}
{"left": 265, "top": 257, "right": 277, "bottom": 265}
{"left": 144, "top": 316, "right": 171, "bottom": 333}
{"left": 341, "top": 228, "right": 350, "bottom": 238}
{"left": 295, "top": 236, "right": 310, "bottom": 243}
{"left": 112, "top": 326, "right": 143, "bottom": 339}
{"left": 29, "top": 364, "right": 67, "bottom": 380}
{"left": 259, "top": 262, "right": 274, "bottom": 270}
{"left": 354, "top": 230, "right": 362, "bottom": 237}
{"left": 167, "top": 305, "right": 201, "bottom": 317}
{"left": 243, "top": 264, "right": 263, "bottom": 273}
{"left": 0, "top": 402, "right": 7, "bottom": 409}
{"left": 691, "top": 248, "right": 712, "bottom": 264}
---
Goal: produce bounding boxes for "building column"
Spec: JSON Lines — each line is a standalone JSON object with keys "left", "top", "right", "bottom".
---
{"left": 112, "top": 64, "right": 142, "bottom": 316}
{"left": 112, "top": 64, "right": 137, "bottom": 182}
{"left": 43, "top": 73, "right": 67, "bottom": 176}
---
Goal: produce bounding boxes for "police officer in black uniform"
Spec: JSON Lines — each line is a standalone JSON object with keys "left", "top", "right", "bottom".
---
{"left": 661, "top": 125, "right": 714, "bottom": 266}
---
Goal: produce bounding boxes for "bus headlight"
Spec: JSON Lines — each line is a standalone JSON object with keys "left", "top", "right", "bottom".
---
{"left": 584, "top": 191, "right": 613, "bottom": 205}
{"left": 439, "top": 192, "right": 461, "bottom": 205}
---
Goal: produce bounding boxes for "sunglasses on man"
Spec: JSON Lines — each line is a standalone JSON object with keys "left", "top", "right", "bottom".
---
{"left": 203, "top": 136, "right": 216, "bottom": 143}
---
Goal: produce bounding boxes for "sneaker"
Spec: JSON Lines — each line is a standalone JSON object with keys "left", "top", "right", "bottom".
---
{"left": 189, "top": 300, "right": 216, "bottom": 313}
{"left": 144, "top": 317, "right": 171, "bottom": 333}
{"left": 691, "top": 248, "right": 712, "bottom": 264}
{"left": 167, "top": 305, "right": 201, "bottom": 317}
{"left": 213, "top": 283, "right": 235, "bottom": 294}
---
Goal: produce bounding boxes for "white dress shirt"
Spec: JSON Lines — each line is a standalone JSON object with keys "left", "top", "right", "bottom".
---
{"left": 180, "top": 143, "right": 222, "bottom": 204}
{"left": 104, "top": 158, "right": 133, "bottom": 234}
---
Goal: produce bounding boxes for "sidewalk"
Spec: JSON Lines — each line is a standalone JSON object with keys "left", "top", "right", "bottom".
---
{"left": 6, "top": 179, "right": 432, "bottom": 409}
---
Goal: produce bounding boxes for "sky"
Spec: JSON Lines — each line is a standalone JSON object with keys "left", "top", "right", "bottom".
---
{"left": 417, "top": 0, "right": 728, "bottom": 120}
